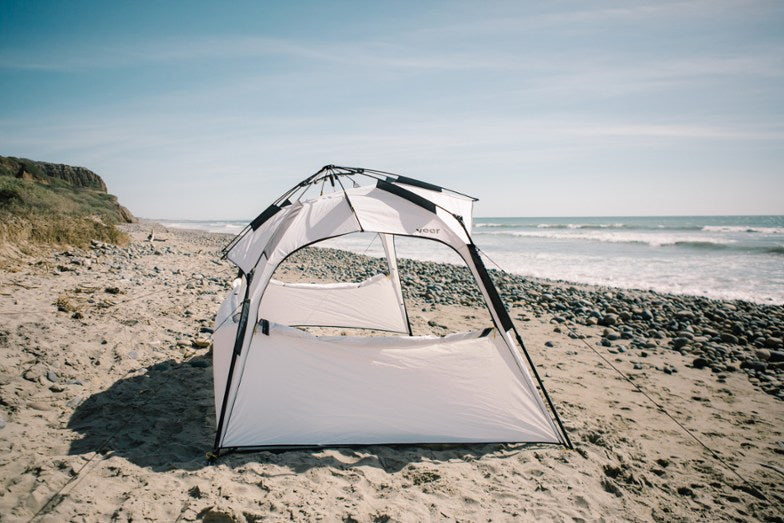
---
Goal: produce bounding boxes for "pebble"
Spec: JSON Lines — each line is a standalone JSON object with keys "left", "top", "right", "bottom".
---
{"left": 692, "top": 358, "right": 709, "bottom": 369}
{"left": 755, "top": 349, "right": 771, "bottom": 361}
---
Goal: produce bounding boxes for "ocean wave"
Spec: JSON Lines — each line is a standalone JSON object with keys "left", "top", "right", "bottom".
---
{"left": 478, "top": 229, "right": 737, "bottom": 247}
{"left": 702, "top": 225, "right": 784, "bottom": 234}
{"left": 539, "top": 223, "right": 627, "bottom": 229}
{"left": 477, "top": 229, "right": 784, "bottom": 255}
{"left": 474, "top": 222, "right": 706, "bottom": 231}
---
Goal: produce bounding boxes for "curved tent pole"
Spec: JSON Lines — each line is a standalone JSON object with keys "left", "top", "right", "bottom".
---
{"left": 222, "top": 164, "right": 478, "bottom": 258}
{"left": 213, "top": 269, "right": 254, "bottom": 454}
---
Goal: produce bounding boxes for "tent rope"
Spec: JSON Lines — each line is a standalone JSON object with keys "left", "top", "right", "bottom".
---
{"left": 475, "top": 247, "right": 770, "bottom": 502}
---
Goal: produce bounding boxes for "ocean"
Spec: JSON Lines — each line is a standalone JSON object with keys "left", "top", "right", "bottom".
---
{"left": 158, "top": 215, "right": 784, "bottom": 305}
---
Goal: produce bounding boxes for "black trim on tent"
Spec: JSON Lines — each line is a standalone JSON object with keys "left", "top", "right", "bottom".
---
{"left": 479, "top": 327, "right": 494, "bottom": 338}
{"left": 260, "top": 318, "right": 269, "bottom": 335}
{"left": 250, "top": 204, "right": 282, "bottom": 231}
{"left": 212, "top": 439, "right": 561, "bottom": 457}
{"left": 387, "top": 175, "right": 443, "bottom": 193}
{"left": 466, "top": 244, "right": 514, "bottom": 332}
{"left": 466, "top": 243, "right": 572, "bottom": 447}
{"left": 513, "top": 331, "right": 573, "bottom": 449}
{"left": 213, "top": 270, "right": 254, "bottom": 453}
{"left": 376, "top": 180, "right": 437, "bottom": 213}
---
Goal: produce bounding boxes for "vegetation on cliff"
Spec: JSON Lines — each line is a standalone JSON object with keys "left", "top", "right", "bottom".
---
{"left": 0, "top": 155, "right": 135, "bottom": 248}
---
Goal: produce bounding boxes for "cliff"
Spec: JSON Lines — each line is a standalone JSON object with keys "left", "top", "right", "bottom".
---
{"left": 0, "top": 155, "right": 135, "bottom": 248}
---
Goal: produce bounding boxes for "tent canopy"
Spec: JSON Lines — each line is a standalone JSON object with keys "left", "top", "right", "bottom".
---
{"left": 212, "top": 165, "right": 571, "bottom": 452}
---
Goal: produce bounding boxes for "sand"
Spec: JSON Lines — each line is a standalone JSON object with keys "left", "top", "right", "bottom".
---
{"left": 0, "top": 223, "right": 782, "bottom": 522}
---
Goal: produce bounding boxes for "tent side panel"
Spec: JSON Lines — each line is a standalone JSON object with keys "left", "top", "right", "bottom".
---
{"left": 221, "top": 325, "right": 561, "bottom": 447}
{"left": 259, "top": 274, "right": 408, "bottom": 332}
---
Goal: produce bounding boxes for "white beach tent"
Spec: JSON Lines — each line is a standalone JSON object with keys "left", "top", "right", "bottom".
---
{"left": 212, "top": 166, "right": 571, "bottom": 453}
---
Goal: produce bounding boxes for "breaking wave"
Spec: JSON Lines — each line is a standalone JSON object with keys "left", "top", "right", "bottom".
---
{"left": 476, "top": 229, "right": 784, "bottom": 255}
{"left": 702, "top": 225, "right": 784, "bottom": 234}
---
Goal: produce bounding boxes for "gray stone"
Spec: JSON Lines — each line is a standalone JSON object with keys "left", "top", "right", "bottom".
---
{"left": 754, "top": 348, "right": 771, "bottom": 361}
{"left": 765, "top": 337, "right": 783, "bottom": 349}
{"left": 742, "top": 360, "right": 767, "bottom": 372}
{"left": 720, "top": 333, "right": 739, "bottom": 344}
{"left": 602, "top": 314, "right": 618, "bottom": 326}
{"left": 692, "top": 358, "right": 709, "bottom": 369}
{"left": 672, "top": 337, "right": 690, "bottom": 349}
{"left": 768, "top": 351, "right": 784, "bottom": 363}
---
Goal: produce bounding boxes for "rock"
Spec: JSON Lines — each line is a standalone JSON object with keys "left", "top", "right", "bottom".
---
{"left": 641, "top": 309, "right": 654, "bottom": 321}
{"left": 0, "top": 417, "right": 5, "bottom": 429}
{"left": 202, "top": 508, "right": 239, "bottom": 523}
{"left": 754, "top": 348, "right": 771, "bottom": 361}
{"left": 46, "top": 370, "right": 58, "bottom": 383}
{"left": 601, "top": 314, "right": 618, "bottom": 326}
{"left": 677, "top": 486, "right": 694, "bottom": 497}
{"left": 672, "top": 337, "right": 690, "bottom": 349}
{"left": 675, "top": 310, "right": 694, "bottom": 320}
{"left": 741, "top": 360, "right": 767, "bottom": 372}
{"left": 191, "top": 338, "right": 211, "bottom": 349}
{"left": 765, "top": 337, "right": 783, "bottom": 349}
{"left": 692, "top": 358, "right": 709, "bottom": 369}
{"left": 720, "top": 333, "right": 739, "bottom": 344}
{"left": 544, "top": 341, "right": 554, "bottom": 347}
{"left": 768, "top": 351, "right": 784, "bottom": 363}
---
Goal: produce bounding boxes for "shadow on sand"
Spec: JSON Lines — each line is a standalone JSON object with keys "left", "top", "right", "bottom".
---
{"left": 68, "top": 354, "right": 528, "bottom": 473}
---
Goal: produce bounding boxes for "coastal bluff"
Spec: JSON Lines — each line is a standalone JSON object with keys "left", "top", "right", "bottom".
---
{"left": 1, "top": 155, "right": 109, "bottom": 192}
{"left": 0, "top": 155, "right": 135, "bottom": 248}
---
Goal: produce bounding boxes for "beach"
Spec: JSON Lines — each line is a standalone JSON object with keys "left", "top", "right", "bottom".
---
{"left": 0, "top": 223, "right": 782, "bottom": 522}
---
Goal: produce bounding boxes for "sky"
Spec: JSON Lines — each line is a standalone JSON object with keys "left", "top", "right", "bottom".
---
{"left": 1, "top": 0, "right": 782, "bottom": 219}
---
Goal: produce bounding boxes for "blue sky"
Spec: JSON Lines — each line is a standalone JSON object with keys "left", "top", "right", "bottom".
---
{"left": 1, "top": 0, "right": 782, "bottom": 219}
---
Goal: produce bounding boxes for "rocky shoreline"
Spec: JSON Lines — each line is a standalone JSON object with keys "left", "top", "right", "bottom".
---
{"left": 284, "top": 246, "right": 784, "bottom": 401}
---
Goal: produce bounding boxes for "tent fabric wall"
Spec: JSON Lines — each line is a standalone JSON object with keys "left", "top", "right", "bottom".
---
{"left": 220, "top": 323, "right": 561, "bottom": 447}
{"left": 259, "top": 274, "right": 408, "bottom": 332}
{"left": 214, "top": 167, "right": 570, "bottom": 451}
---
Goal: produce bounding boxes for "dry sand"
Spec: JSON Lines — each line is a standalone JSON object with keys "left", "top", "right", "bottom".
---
{"left": 0, "top": 224, "right": 782, "bottom": 522}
